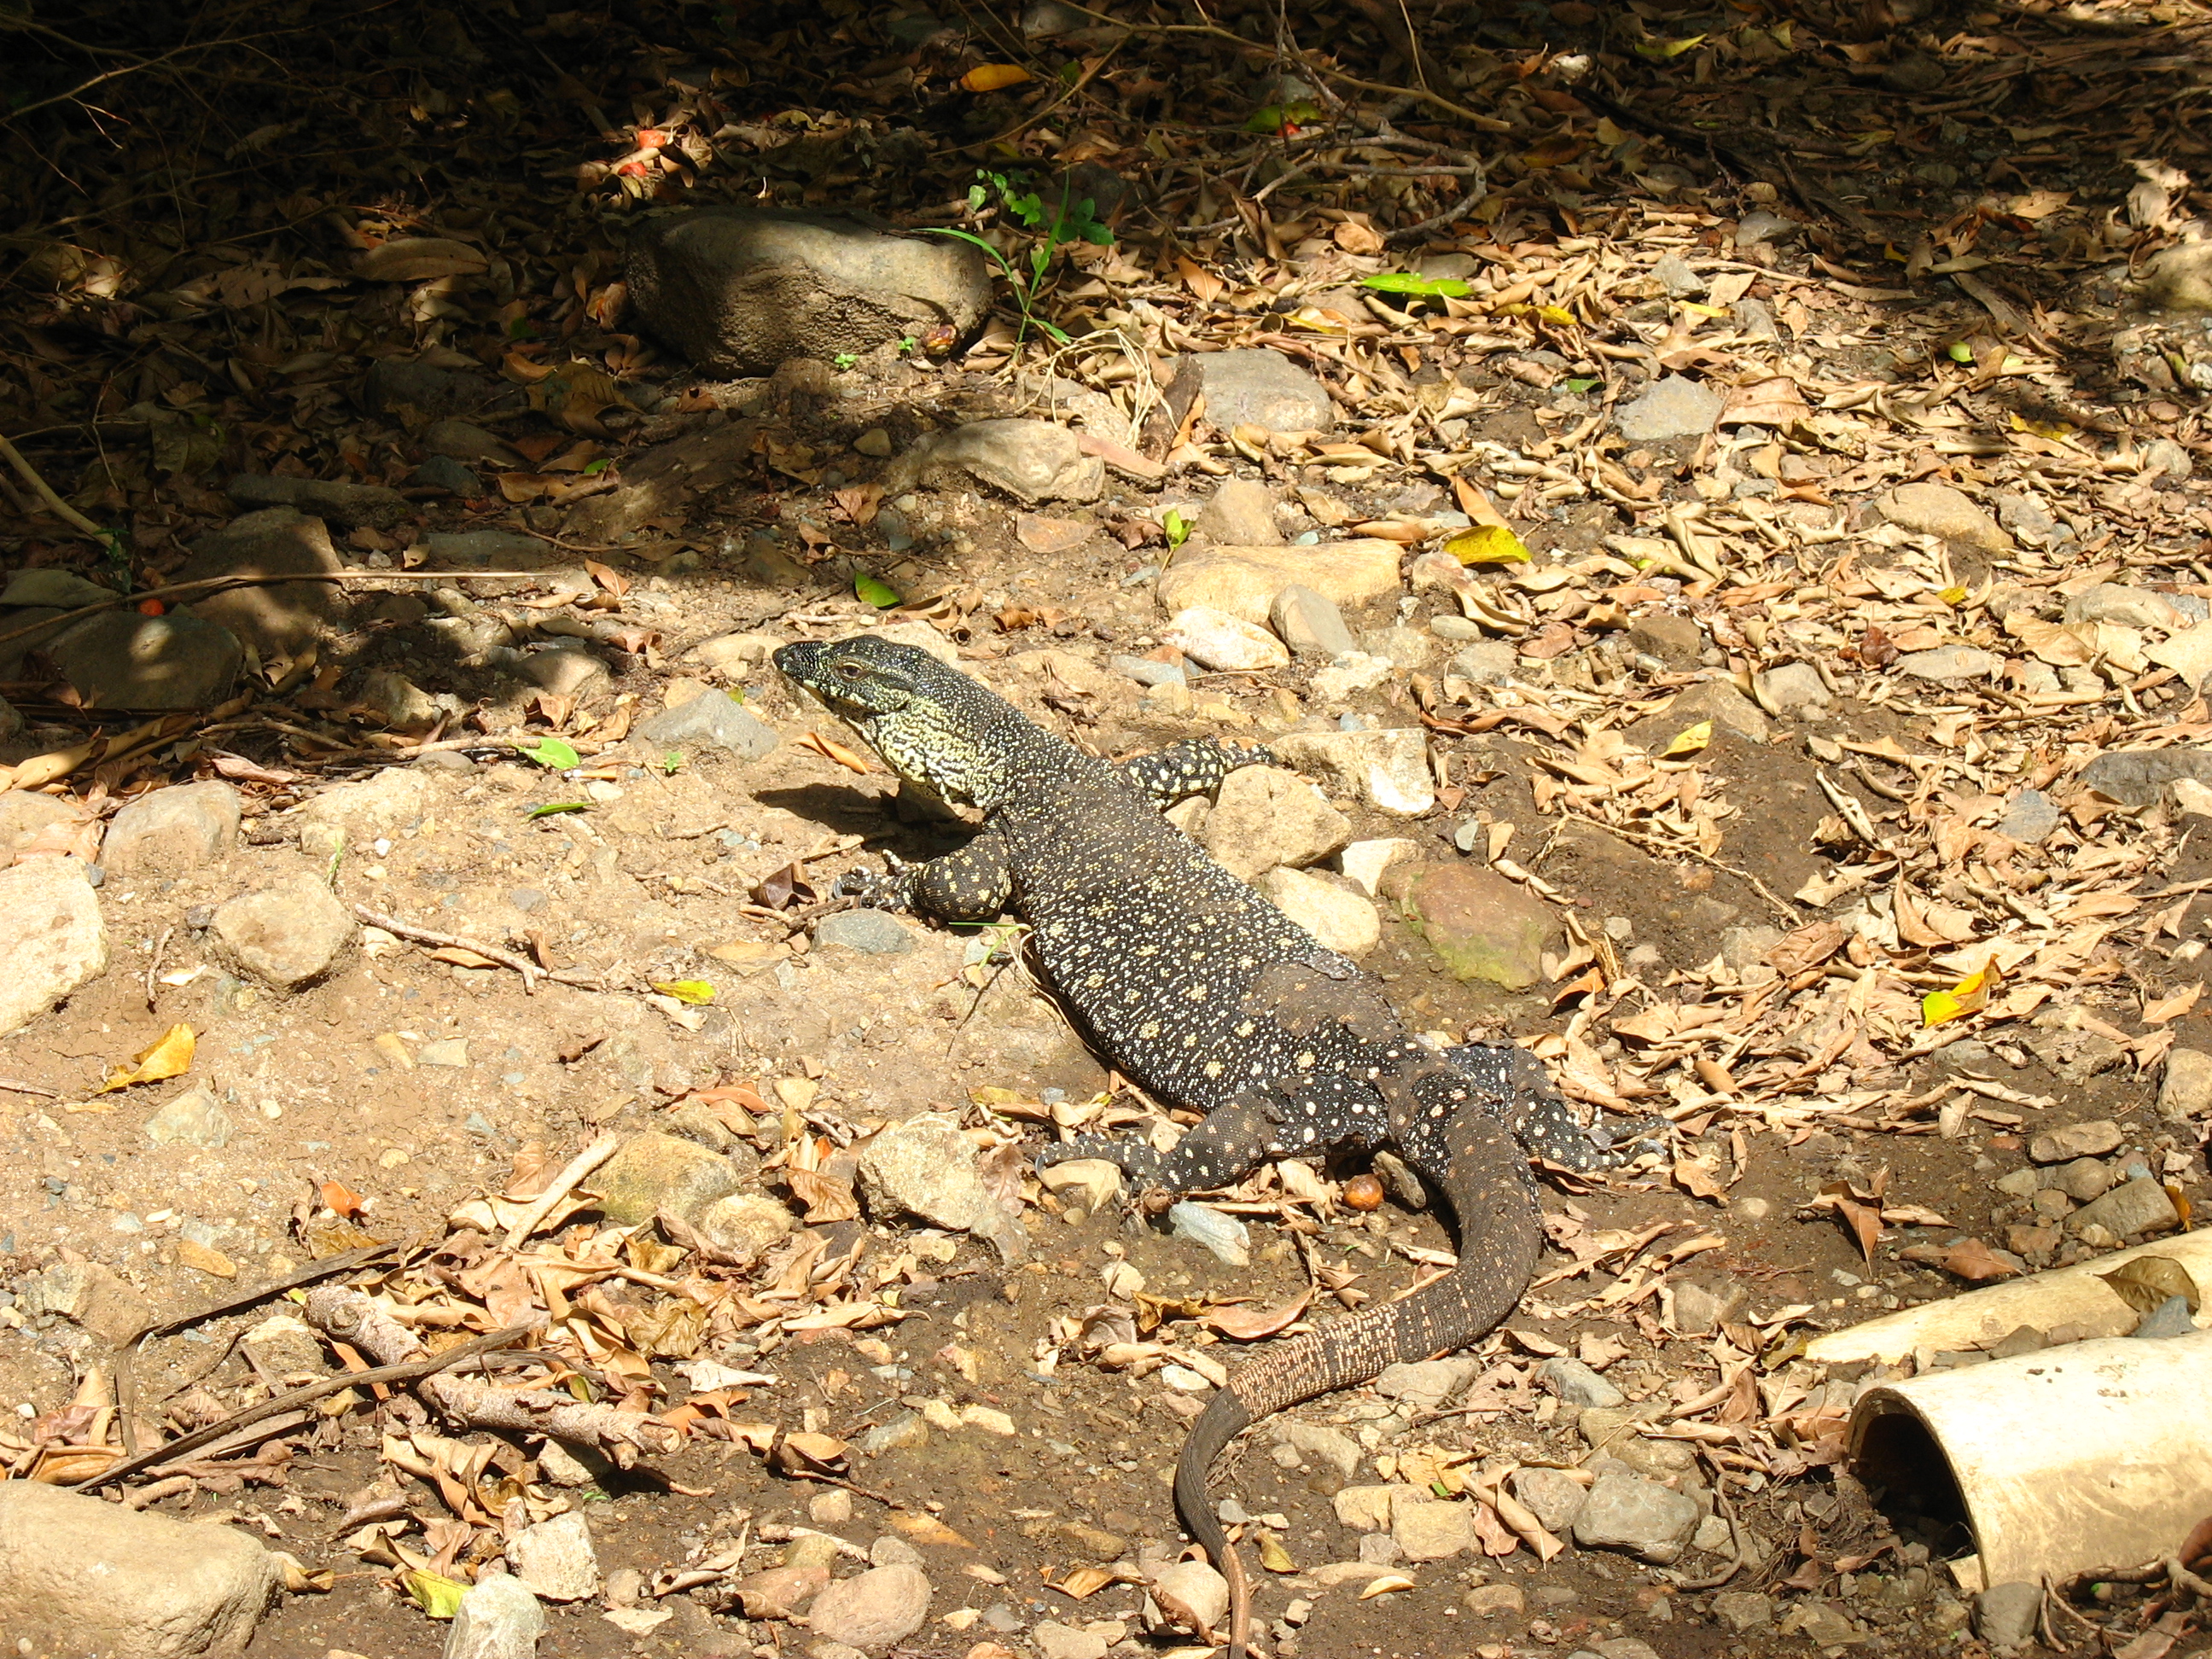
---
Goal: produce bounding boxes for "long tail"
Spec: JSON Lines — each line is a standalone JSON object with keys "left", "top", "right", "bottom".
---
{"left": 1173, "top": 1109, "right": 1544, "bottom": 1658}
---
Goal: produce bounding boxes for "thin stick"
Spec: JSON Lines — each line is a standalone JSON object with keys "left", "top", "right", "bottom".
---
{"left": 0, "top": 434, "right": 110, "bottom": 541}
{"left": 503, "top": 1134, "right": 620, "bottom": 1249}
{"left": 352, "top": 904, "right": 606, "bottom": 992}
{"left": 0, "top": 1075, "right": 61, "bottom": 1098}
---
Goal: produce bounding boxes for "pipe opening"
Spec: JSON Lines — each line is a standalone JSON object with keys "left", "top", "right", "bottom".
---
{"left": 1854, "top": 1401, "right": 1973, "bottom": 1555}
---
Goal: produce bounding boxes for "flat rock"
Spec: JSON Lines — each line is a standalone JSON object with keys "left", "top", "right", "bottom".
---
{"left": 46, "top": 610, "right": 243, "bottom": 710}
{"left": 1375, "top": 1357, "right": 1479, "bottom": 1408}
{"left": 806, "top": 1563, "right": 931, "bottom": 1650}
{"left": 0, "top": 1481, "right": 282, "bottom": 1656}
{"left": 444, "top": 1570, "right": 545, "bottom": 1659}
{"left": 1895, "top": 644, "right": 2002, "bottom": 682}
{"left": 0, "top": 792, "right": 95, "bottom": 864}
{"left": 145, "top": 1086, "right": 236, "bottom": 1150}
{"left": 1156, "top": 540, "right": 1403, "bottom": 627}
{"left": 1538, "top": 1355, "right": 1626, "bottom": 1408}
{"left": 174, "top": 508, "right": 345, "bottom": 656}
{"left": 1465, "top": 1583, "right": 1528, "bottom": 1617}
{"left": 688, "top": 1192, "right": 796, "bottom": 1268}
{"left": 2081, "top": 747, "right": 2212, "bottom": 808}
{"left": 1271, "top": 584, "right": 1357, "bottom": 658}
{"left": 1272, "top": 727, "right": 1435, "bottom": 816}
{"left": 17, "top": 1260, "right": 153, "bottom": 1343}
{"left": 1711, "top": 1590, "right": 1775, "bottom": 1631}
{"left": 813, "top": 909, "right": 917, "bottom": 954}
{"left": 1511, "top": 1465, "right": 1589, "bottom": 1534}
{"left": 1877, "top": 482, "right": 2011, "bottom": 555}
{"left": 1274, "top": 1418, "right": 1361, "bottom": 1480}
{"left": 1571, "top": 1467, "right": 1702, "bottom": 1563}
{"left": 1168, "top": 349, "right": 1334, "bottom": 434}
{"left": 1652, "top": 253, "right": 1704, "bottom": 297}
{"left": 1995, "top": 789, "right": 2060, "bottom": 843}
{"left": 2, "top": 570, "right": 119, "bottom": 608}
{"left": 1195, "top": 478, "right": 1284, "bottom": 545}
{"left": 1616, "top": 375, "right": 1723, "bottom": 441}
{"left": 627, "top": 207, "right": 992, "bottom": 377}
{"left": 2141, "top": 242, "right": 2212, "bottom": 310}
{"left": 225, "top": 473, "right": 408, "bottom": 529}
{"left": 858, "top": 1112, "right": 990, "bottom": 1231}
{"left": 423, "top": 530, "right": 557, "bottom": 570}
{"left": 509, "top": 1511, "right": 600, "bottom": 1602}
{"left": 2028, "top": 1119, "right": 2123, "bottom": 1162}
{"left": 1628, "top": 613, "right": 1704, "bottom": 662}
{"left": 1976, "top": 1581, "right": 2042, "bottom": 1650}
{"left": 1392, "top": 1497, "right": 1475, "bottom": 1561}
{"left": 296, "top": 766, "right": 433, "bottom": 859}
{"left": 212, "top": 871, "right": 354, "bottom": 991}
{"left": 594, "top": 1132, "right": 745, "bottom": 1226}
{"left": 1755, "top": 661, "right": 1830, "bottom": 717}
{"left": 2159, "top": 1047, "right": 2212, "bottom": 1121}
{"left": 1262, "top": 865, "right": 1380, "bottom": 956}
{"left": 2067, "top": 1178, "right": 2179, "bottom": 1240}
{"left": 884, "top": 418, "right": 1103, "bottom": 504}
{"left": 1447, "top": 640, "right": 1517, "bottom": 685}
{"left": 638, "top": 692, "right": 779, "bottom": 760}
{"left": 562, "top": 424, "right": 762, "bottom": 544}
{"left": 1163, "top": 606, "right": 1289, "bottom": 672}
{"left": 0, "top": 858, "right": 108, "bottom": 1037}
{"left": 1406, "top": 864, "right": 1556, "bottom": 990}
{"left": 1033, "top": 1621, "right": 1110, "bottom": 1659}
{"left": 1146, "top": 1560, "right": 1230, "bottom": 1635}
{"left": 2066, "top": 583, "right": 2184, "bottom": 632}
{"left": 105, "top": 780, "right": 242, "bottom": 876}
{"left": 1199, "top": 765, "right": 1349, "bottom": 882}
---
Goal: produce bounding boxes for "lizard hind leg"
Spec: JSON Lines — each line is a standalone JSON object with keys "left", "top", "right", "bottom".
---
{"left": 1034, "top": 1098, "right": 1283, "bottom": 1197}
{"left": 1443, "top": 1042, "right": 1668, "bottom": 1173}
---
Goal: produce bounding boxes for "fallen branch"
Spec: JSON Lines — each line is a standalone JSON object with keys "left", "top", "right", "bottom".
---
{"left": 352, "top": 904, "right": 605, "bottom": 993}
{"left": 303, "top": 1285, "right": 677, "bottom": 1462}
{"left": 503, "top": 1133, "right": 620, "bottom": 1249}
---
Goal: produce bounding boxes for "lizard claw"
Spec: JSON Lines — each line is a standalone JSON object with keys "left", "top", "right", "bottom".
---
{"left": 832, "top": 854, "right": 911, "bottom": 910}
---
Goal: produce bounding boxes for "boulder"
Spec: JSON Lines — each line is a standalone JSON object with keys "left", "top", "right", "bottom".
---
{"left": 173, "top": 508, "right": 345, "bottom": 657}
{"left": 0, "top": 858, "right": 108, "bottom": 1037}
{"left": 1405, "top": 864, "right": 1557, "bottom": 990}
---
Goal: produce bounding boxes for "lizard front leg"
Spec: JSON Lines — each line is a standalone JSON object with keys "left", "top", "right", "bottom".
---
{"left": 1118, "top": 737, "right": 1278, "bottom": 809}
{"left": 835, "top": 819, "right": 1014, "bottom": 923}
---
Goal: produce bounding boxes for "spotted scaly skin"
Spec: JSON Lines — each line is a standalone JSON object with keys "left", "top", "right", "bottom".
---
{"left": 774, "top": 635, "right": 1662, "bottom": 1650}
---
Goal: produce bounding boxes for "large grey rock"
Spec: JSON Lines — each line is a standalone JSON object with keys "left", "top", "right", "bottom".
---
{"left": 626, "top": 207, "right": 992, "bottom": 377}
{"left": 212, "top": 871, "right": 354, "bottom": 991}
{"left": 1877, "top": 482, "right": 2011, "bottom": 555}
{"left": 858, "top": 1113, "right": 990, "bottom": 1231}
{"left": 883, "top": 418, "right": 1104, "bottom": 504}
{"left": 593, "top": 1132, "right": 745, "bottom": 1225}
{"left": 637, "top": 692, "right": 779, "bottom": 759}
{"left": 444, "top": 1570, "right": 545, "bottom": 1659}
{"left": 1616, "top": 375, "right": 1723, "bottom": 441}
{"left": 1272, "top": 727, "right": 1435, "bottom": 816}
{"left": 296, "top": 766, "right": 434, "bottom": 859}
{"left": 1167, "top": 350, "right": 1335, "bottom": 434}
{"left": 0, "top": 858, "right": 108, "bottom": 1037}
{"left": 1199, "top": 765, "right": 1349, "bottom": 882}
{"left": 173, "top": 508, "right": 345, "bottom": 656}
{"left": 2081, "top": 747, "right": 2212, "bottom": 808}
{"left": 806, "top": 1563, "right": 932, "bottom": 1650}
{"left": 45, "top": 610, "right": 242, "bottom": 710}
{"left": 104, "top": 780, "right": 242, "bottom": 876}
{"left": 1405, "top": 863, "right": 1556, "bottom": 990}
{"left": 1571, "top": 1467, "right": 1702, "bottom": 1563}
{"left": 225, "top": 473, "right": 408, "bottom": 529}
{"left": 0, "top": 1479, "right": 282, "bottom": 1656}
{"left": 509, "top": 1511, "right": 600, "bottom": 1602}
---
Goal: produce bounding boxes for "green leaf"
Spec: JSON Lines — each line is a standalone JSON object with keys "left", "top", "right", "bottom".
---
{"left": 1162, "top": 508, "right": 1193, "bottom": 550}
{"left": 1563, "top": 376, "right": 1600, "bottom": 393}
{"left": 1633, "top": 31, "right": 1707, "bottom": 57}
{"left": 528, "top": 801, "right": 590, "bottom": 818}
{"left": 832, "top": 352, "right": 859, "bottom": 370}
{"left": 855, "top": 573, "right": 902, "bottom": 608}
{"left": 1947, "top": 341, "right": 1975, "bottom": 363}
{"left": 652, "top": 979, "right": 716, "bottom": 1005}
{"left": 659, "top": 749, "right": 684, "bottom": 774}
{"left": 403, "top": 1569, "right": 468, "bottom": 1620}
{"left": 1361, "top": 272, "right": 1472, "bottom": 299}
{"left": 519, "top": 736, "right": 579, "bottom": 770}
{"left": 582, "top": 457, "right": 610, "bottom": 475}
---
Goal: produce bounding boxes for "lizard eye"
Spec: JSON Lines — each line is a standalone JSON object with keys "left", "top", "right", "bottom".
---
{"left": 835, "top": 661, "right": 864, "bottom": 678}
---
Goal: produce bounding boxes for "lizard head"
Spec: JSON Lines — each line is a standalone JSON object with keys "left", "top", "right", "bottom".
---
{"left": 773, "top": 635, "right": 1021, "bottom": 807}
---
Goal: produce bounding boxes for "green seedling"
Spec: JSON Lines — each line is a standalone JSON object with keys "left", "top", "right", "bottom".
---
{"left": 519, "top": 736, "right": 580, "bottom": 770}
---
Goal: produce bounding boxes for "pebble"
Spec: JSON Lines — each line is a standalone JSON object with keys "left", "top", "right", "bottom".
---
{"left": 212, "top": 872, "right": 356, "bottom": 991}
{"left": 1995, "top": 789, "right": 2060, "bottom": 844}
{"left": 806, "top": 1563, "right": 932, "bottom": 1650}
{"left": 0, "top": 858, "right": 108, "bottom": 1038}
{"left": 1154, "top": 539, "right": 1403, "bottom": 626}
{"left": 1196, "top": 478, "right": 1284, "bottom": 546}
{"left": 1374, "top": 1357, "right": 1479, "bottom": 1410}
{"left": 0, "top": 1481, "right": 283, "bottom": 1654}
{"left": 1894, "top": 645, "right": 2003, "bottom": 682}
{"left": 1428, "top": 614, "right": 1483, "bottom": 642}
{"left": 1271, "top": 727, "right": 1435, "bottom": 816}
{"left": 1146, "top": 1559, "right": 1231, "bottom": 1635}
{"left": 2068, "top": 1178, "right": 2180, "bottom": 1240}
{"left": 105, "top": 780, "right": 242, "bottom": 877}
{"left": 1392, "top": 1497, "right": 1475, "bottom": 1560}
{"left": 1755, "top": 661, "right": 1830, "bottom": 717}
{"left": 1033, "top": 1621, "right": 1111, "bottom": 1659}
{"left": 857, "top": 1112, "right": 992, "bottom": 1230}
{"left": 1710, "top": 1590, "right": 1775, "bottom": 1631}
{"left": 1261, "top": 865, "right": 1380, "bottom": 956}
{"left": 509, "top": 1512, "right": 601, "bottom": 1601}
{"left": 592, "top": 1132, "right": 745, "bottom": 1226}
{"left": 1197, "top": 765, "right": 1349, "bottom": 882}
{"left": 2065, "top": 583, "right": 2184, "bottom": 632}
{"left": 144, "top": 1086, "right": 236, "bottom": 1150}
{"left": 884, "top": 418, "right": 1103, "bottom": 505}
{"left": 1570, "top": 1467, "right": 1702, "bottom": 1563}
{"left": 1537, "top": 1356, "right": 1626, "bottom": 1409}
{"left": 1109, "top": 654, "right": 1185, "bottom": 689}
{"left": 46, "top": 610, "right": 243, "bottom": 711}
{"left": 1273, "top": 1418, "right": 1361, "bottom": 1479}
{"left": 1976, "top": 1581, "right": 2042, "bottom": 1650}
{"left": 1511, "top": 1466, "right": 1589, "bottom": 1534}
{"left": 857, "top": 1412, "right": 929, "bottom": 1455}
{"left": 1876, "top": 482, "right": 2011, "bottom": 555}
{"left": 1403, "top": 863, "right": 1556, "bottom": 991}
{"left": 1167, "top": 1200, "right": 1249, "bottom": 1266}
{"left": 1169, "top": 349, "right": 1334, "bottom": 434}
{"left": 1652, "top": 253, "right": 1704, "bottom": 297}
{"left": 814, "top": 909, "right": 917, "bottom": 954}
{"left": 1615, "top": 374, "right": 1724, "bottom": 441}
{"left": 1163, "top": 605, "right": 1290, "bottom": 672}
{"left": 297, "top": 766, "right": 433, "bottom": 859}
{"left": 1447, "top": 641, "right": 1516, "bottom": 685}
{"left": 2159, "top": 1048, "right": 2212, "bottom": 1121}
{"left": 1308, "top": 650, "right": 1395, "bottom": 703}
{"left": 1465, "top": 1583, "right": 1527, "bottom": 1617}
{"left": 444, "top": 1571, "right": 546, "bottom": 1659}
{"left": 1336, "top": 836, "right": 1417, "bottom": 898}
{"left": 2029, "top": 1120, "right": 2123, "bottom": 1162}
{"left": 1271, "top": 584, "right": 1358, "bottom": 657}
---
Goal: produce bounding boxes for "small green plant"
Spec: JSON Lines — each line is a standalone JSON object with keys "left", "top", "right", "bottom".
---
{"left": 528, "top": 800, "right": 589, "bottom": 818}
{"left": 932, "top": 168, "right": 1115, "bottom": 347}
{"left": 519, "top": 736, "right": 580, "bottom": 770}
{"left": 897, "top": 335, "right": 918, "bottom": 356}
{"left": 1162, "top": 508, "right": 1193, "bottom": 550}
{"left": 833, "top": 352, "right": 859, "bottom": 370}
{"left": 855, "top": 571, "right": 901, "bottom": 608}
{"left": 657, "top": 748, "right": 685, "bottom": 775}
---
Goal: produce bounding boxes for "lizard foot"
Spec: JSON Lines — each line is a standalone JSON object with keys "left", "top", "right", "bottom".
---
{"left": 830, "top": 855, "right": 912, "bottom": 911}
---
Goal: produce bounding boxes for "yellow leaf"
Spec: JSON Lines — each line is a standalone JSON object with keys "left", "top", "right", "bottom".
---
{"left": 1536, "top": 304, "right": 1579, "bottom": 328}
{"left": 1661, "top": 720, "right": 1712, "bottom": 758}
{"left": 403, "top": 1569, "right": 467, "bottom": 1620}
{"left": 1444, "top": 524, "right": 1531, "bottom": 566}
{"left": 1359, "top": 1572, "right": 1417, "bottom": 1598}
{"left": 1939, "top": 585, "right": 1968, "bottom": 606}
{"left": 961, "top": 63, "right": 1033, "bottom": 91}
{"left": 651, "top": 979, "right": 716, "bottom": 1005}
{"left": 101, "top": 1023, "right": 195, "bottom": 1092}
{"left": 1257, "top": 1532, "right": 1297, "bottom": 1573}
{"left": 1922, "top": 959, "right": 2000, "bottom": 1027}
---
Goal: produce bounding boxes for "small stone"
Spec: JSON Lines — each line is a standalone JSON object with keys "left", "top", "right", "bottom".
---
{"left": 1615, "top": 375, "right": 1724, "bottom": 441}
{"left": 1271, "top": 585, "right": 1357, "bottom": 657}
{"left": 2066, "top": 584, "right": 2184, "bottom": 632}
{"left": 2141, "top": 242, "right": 2212, "bottom": 310}
{"left": 1778, "top": 1601, "right": 1861, "bottom": 1645}
{"left": 1668, "top": 1278, "right": 1743, "bottom": 1336}
{"left": 297, "top": 767, "right": 433, "bottom": 859}
{"left": 1274, "top": 1419, "right": 1361, "bottom": 1480}
{"left": 212, "top": 871, "right": 354, "bottom": 991}
{"left": 1447, "top": 640, "right": 1517, "bottom": 685}
{"left": 2029, "top": 1120, "right": 2123, "bottom": 1162}
{"left": 1308, "top": 651, "right": 1395, "bottom": 704}
{"left": 445, "top": 1570, "right": 546, "bottom": 1659}
{"left": 637, "top": 692, "right": 780, "bottom": 760}
{"left": 854, "top": 428, "right": 894, "bottom": 457}
{"left": 1976, "top": 1581, "right": 2041, "bottom": 1650}
{"left": 174, "top": 507, "right": 346, "bottom": 656}
{"left": 858, "top": 1412, "right": 928, "bottom": 1456}
{"left": 1262, "top": 866, "right": 1380, "bottom": 956}
{"left": 1710, "top": 1591, "right": 1774, "bottom": 1631}
{"left": 1163, "top": 606, "right": 1290, "bottom": 672}
{"left": 884, "top": 418, "right": 1103, "bottom": 504}
{"left": 814, "top": 910, "right": 917, "bottom": 954}
{"left": 516, "top": 647, "right": 608, "bottom": 697}
{"left": 1111, "top": 655, "right": 1185, "bottom": 689}
{"left": 1895, "top": 645, "right": 2003, "bottom": 682}
{"left": 858, "top": 1112, "right": 991, "bottom": 1230}
{"left": 733, "top": 1563, "right": 829, "bottom": 1621}
{"left": 1015, "top": 513, "right": 1093, "bottom": 555}
{"left": 1168, "top": 349, "right": 1334, "bottom": 434}
{"left": 1036, "top": 1157, "right": 1121, "bottom": 1215}
{"left": 105, "top": 780, "right": 242, "bottom": 876}
{"left": 225, "top": 473, "right": 408, "bottom": 528}
{"left": 1645, "top": 679, "right": 1769, "bottom": 746}
{"left": 1755, "top": 661, "right": 1830, "bottom": 717}
{"left": 1465, "top": 1583, "right": 1527, "bottom": 1617}
{"left": 1405, "top": 863, "right": 1557, "bottom": 990}
{"left": 1537, "top": 1356, "right": 1625, "bottom": 1408}
{"left": 1337, "top": 837, "right": 1417, "bottom": 898}
{"left": 2081, "top": 748, "right": 2212, "bottom": 809}
{"left": 1995, "top": 789, "right": 2060, "bottom": 844}
{"left": 2067, "top": 1178, "right": 2180, "bottom": 1240}
{"left": 510, "top": 1511, "right": 601, "bottom": 1602}
{"left": 417, "top": 1039, "right": 469, "bottom": 1068}
{"left": 144, "top": 1085, "right": 236, "bottom": 1150}
{"left": 1196, "top": 479, "right": 1284, "bottom": 546}
{"left": 1272, "top": 727, "right": 1435, "bottom": 816}
{"left": 806, "top": 1563, "right": 931, "bottom": 1650}
{"left": 1876, "top": 482, "right": 2011, "bottom": 555}
{"left": 45, "top": 610, "right": 243, "bottom": 711}
{"left": 1155, "top": 540, "right": 1404, "bottom": 627}
{"left": 689, "top": 1192, "right": 797, "bottom": 1267}
{"left": 1651, "top": 253, "right": 1704, "bottom": 297}
{"left": 1627, "top": 614, "right": 1705, "bottom": 661}
{"left": 0, "top": 859, "right": 108, "bottom": 1037}
{"left": 594, "top": 1132, "right": 746, "bottom": 1226}
{"left": 1358, "top": 625, "right": 1437, "bottom": 672}
{"left": 2052, "top": 1157, "right": 2115, "bottom": 1203}
{"left": 362, "top": 668, "right": 442, "bottom": 733}
{"left": 1331, "top": 1486, "right": 1403, "bottom": 1532}
{"left": 2159, "top": 1048, "right": 2212, "bottom": 1121}
{"left": 1374, "top": 1358, "right": 1479, "bottom": 1410}
{"left": 1571, "top": 1467, "right": 1702, "bottom": 1563}
{"left": 0, "top": 1479, "right": 283, "bottom": 1656}
{"left": 869, "top": 1534, "right": 923, "bottom": 1568}
{"left": 1392, "top": 1498, "right": 1474, "bottom": 1561}
{"left": 1167, "top": 1200, "right": 1249, "bottom": 1266}
{"left": 1033, "top": 1621, "right": 1111, "bottom": 1659}
{"left": 1735, "top": 210, "right": 1799, "bottom": 247}
{"left": 1511, "top": 1466, "right": 1589, "bottom": 1534}
{"left": 1147, "top": 1560, "right": 1231, "bottom": 1635}
{"left": 412, "top": 455, "right": 485, "bottom": 495}
{"left": 1199, "top": 765, "right": 1350, "bottom": 882}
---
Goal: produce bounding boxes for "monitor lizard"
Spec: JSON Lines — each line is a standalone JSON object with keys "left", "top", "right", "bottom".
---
{"left": 774, "top": 634, "right": 1662, "bottom": 1656}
